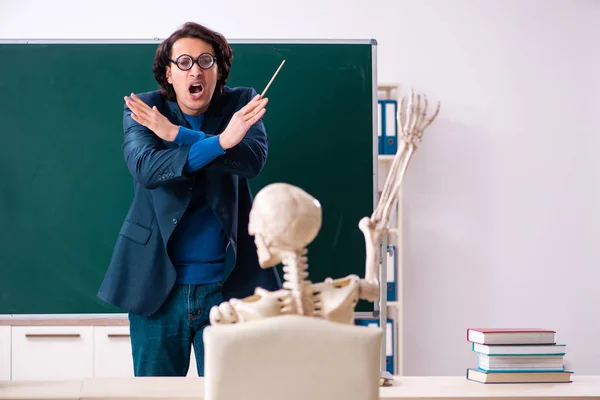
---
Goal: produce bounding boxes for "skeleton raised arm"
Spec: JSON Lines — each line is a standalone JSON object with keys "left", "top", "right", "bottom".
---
{"left": 359, "top": 89, "right": 440, "bottom": 300}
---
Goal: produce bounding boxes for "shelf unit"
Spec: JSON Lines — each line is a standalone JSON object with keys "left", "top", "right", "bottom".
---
{"left": 377, "top": 82, "right": 403, "bottom": 376}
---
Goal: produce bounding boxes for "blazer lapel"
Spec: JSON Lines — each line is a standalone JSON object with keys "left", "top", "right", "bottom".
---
{"left": 165, "top": 100, "right": 190, "bottom": 129}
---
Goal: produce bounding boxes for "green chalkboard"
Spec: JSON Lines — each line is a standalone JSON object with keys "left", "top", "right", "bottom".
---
{"left": 0, "top": 40, "right": 377, "bottom": 314}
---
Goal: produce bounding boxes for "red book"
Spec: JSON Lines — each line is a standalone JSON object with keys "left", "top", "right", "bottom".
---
{"left": 467, "top": 328, "right": 556, "bottom": 345}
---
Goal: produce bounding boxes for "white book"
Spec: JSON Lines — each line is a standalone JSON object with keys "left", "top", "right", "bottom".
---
{"left": 477, "top": 354, "right": 564, "bottom": 371}
{"left": 472, "top": 342, "right": 566, "bottom": 355}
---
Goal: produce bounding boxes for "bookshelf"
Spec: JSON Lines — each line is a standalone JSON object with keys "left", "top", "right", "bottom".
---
{"left": 355, "top": 82, "right": 404, "bottom": 376}
{"left": 377, "top": 83, "right": 403, "bottom": 376}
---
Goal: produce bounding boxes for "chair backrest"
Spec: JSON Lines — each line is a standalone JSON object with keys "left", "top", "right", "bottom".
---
{"left": 203, "top": 315, "right": 382, "bottom": 400}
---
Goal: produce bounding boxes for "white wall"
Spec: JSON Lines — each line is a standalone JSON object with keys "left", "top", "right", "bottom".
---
{"left": 2, "top": 0, "right": 599, "bottom": 376}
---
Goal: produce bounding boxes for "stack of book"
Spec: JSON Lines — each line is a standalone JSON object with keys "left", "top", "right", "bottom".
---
{"left": 465, "top": 328, "right": 573, "bottom": 383}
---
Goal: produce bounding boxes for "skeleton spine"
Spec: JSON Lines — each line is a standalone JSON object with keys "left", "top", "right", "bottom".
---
{"left": 282, "top": 249, "right": 312, "bottom": 316}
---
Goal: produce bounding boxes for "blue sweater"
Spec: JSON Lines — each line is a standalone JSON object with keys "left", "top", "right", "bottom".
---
{"left": 167, "top": 113, "right": 228, "bottom": 284}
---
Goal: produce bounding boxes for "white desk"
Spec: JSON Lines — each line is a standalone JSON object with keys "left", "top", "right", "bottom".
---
{"left": 1, "top": 376, "right": 599, "bottom": 399}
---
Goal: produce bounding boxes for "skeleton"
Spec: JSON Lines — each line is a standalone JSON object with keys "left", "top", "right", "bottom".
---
{"left": 209, "top": 89, "right": 440, "bottom": 326}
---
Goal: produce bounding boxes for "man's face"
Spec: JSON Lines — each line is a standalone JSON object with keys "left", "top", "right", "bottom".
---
{"left": 166, "top": 37, "right": 219, "bottom": 116}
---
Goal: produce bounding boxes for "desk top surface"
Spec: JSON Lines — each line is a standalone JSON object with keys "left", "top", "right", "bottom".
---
{"left": 1, "top": 375, "right": 600, "bottom": 400}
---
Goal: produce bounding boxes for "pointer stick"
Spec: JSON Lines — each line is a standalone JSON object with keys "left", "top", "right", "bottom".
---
{"left": 260, "top": 60, "right": 285, "bottom": 98}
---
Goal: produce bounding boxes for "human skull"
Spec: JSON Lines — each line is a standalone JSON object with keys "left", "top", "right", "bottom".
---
{"left": 248, "top": 183, "right": 322, "bottom": 268}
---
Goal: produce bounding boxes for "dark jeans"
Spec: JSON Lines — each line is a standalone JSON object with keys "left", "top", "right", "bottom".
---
{"left": 128, "top": 282, "right": 223, "bottom": 376}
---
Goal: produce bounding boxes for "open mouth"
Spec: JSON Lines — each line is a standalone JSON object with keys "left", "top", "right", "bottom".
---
{"left": 189, "top": 83, "right": 204, "bottom": 100}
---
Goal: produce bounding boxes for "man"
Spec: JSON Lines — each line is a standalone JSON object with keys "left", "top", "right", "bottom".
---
{"left": 97, "top": 21, "right": 282, "bottom": 377}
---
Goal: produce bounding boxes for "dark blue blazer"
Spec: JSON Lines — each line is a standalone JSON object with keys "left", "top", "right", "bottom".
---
{"left": 98, "top": 86, "right": 282, "bottom": 316}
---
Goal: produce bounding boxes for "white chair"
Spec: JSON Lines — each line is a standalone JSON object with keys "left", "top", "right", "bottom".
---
{"left": 203, "top": 315, "right": 382, "bottom": 400}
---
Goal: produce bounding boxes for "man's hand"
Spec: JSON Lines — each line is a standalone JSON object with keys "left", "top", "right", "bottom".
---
{"left": 219, "top": 95, "right": 268, "bottom": 150}
{"left": 125, "top": 93, "right": 179, "bottom": 142}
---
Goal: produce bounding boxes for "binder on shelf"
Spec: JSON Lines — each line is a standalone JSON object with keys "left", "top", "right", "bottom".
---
{"left": 379, "top": 99, "right": 397, "bottom": 155}
{"left": 386, "top": 245, "right": 396, "bottom": 302}
{"left": 377, "top": 100, "right": 384, "bottom": 154}
{"left": 355, "top": 317, "right": 395, "bottom": 375}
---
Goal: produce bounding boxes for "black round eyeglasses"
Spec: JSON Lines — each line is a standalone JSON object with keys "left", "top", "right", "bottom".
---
{"left": 170, "top": 53, "right": 217, "bottom": 71}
